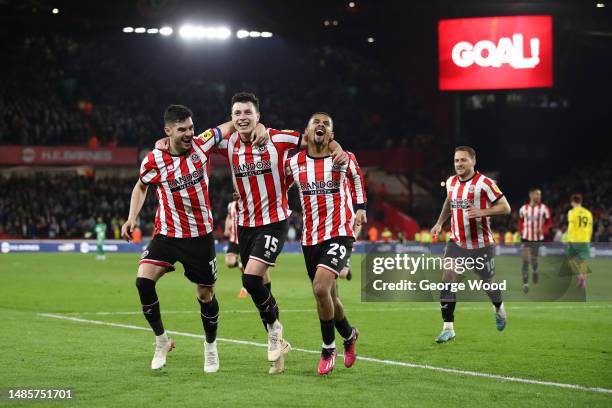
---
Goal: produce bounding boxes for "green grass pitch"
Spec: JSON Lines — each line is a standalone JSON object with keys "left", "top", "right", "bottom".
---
{"left": 1, "top": 253, "right": 611, "bottom": 407}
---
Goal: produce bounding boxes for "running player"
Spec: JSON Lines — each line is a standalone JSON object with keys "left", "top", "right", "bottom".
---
{"left": 518, "top": 188, "right": 551, "bottom": 293}
{"left": 430, "top": 146, "right": 511, "bottom": 343}
{"left": 225, "top": 199, "right": 248, "bottom": 298}
{"left": 566, "top": 194, "right": 593, "bottom": 288}
{"left": 121, "top": 104, "right": 265, "bottom": 373}
{"left": 286, "top": 112, "right": 366, "bottom": 375}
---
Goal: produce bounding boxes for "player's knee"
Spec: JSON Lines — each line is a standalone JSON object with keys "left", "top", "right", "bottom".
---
{"left": 196, "top": 284, "right": 214, "bottom": 302}
{"left": 242, "top": 273, "right": 262, "bottom": 292}
{"left": 225, "top": 254, "right": 236, "bottom": 268}
{"left": 312, "top": 279, "right": 332, "bottom": 300}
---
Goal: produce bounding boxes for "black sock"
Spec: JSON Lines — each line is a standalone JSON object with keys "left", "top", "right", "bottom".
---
{"left": 522, "top": 261, "right": 529, "bottom": 284}
{"left": 320, "top": 319, "right": 335, "bottom": 347}
{"left": 242, "top": 274, "right": 278, "bottom": 326}
{"left": 198, "top": 296, "right": 219, "bottom": 344}
{"left": 334, "top": 317, "right": 353, "bottom": 340}
{"left": 440, "top": 289, "right": 456, "bottom": 322}
{"left": 136, "top": 277, "right": 164, "bottom": 336}
{"left": 531, "top": 260, "right": 539, "bottom": 273}
{"left": 264, "top": 282, "right": 279, "bottom": 320}
{"left": 486, "top": 288, "right": 503, "bottom": 307}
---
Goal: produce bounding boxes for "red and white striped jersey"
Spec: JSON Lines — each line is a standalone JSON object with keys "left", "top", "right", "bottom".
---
{"left": 139, "top": 127, "right": 224, "bottom": 238}
{"left": 216, "top": 128, "right": 301, "bottom": 227}
{"left": 346, "top": 151, "right": 366, "bottom": 205}
{"left": 519, "top": 203, "right": 550, "bottom": 241}
{"left": 446, "top": 171, "right": 504, "bottom": 249}
{"left": 227, "top": 200, "right": 239, "bottom": 244}
{"left": 286, "top": 151, "right": 367, "bottom": 246}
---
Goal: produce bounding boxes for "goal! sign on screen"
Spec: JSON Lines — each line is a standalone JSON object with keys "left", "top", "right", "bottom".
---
{"left": 438, "top": 16, "right": 553, "bottom": 90}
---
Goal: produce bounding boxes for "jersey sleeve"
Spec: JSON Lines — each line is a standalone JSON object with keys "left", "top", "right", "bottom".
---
{"left": 346, "top": 152, "right": 367, "bottom": 209}
{"left": 270, "top": 128, "right": 302, "bottom": 154}
{"left": 481, "top": 177, "right": 504, "bottom": 203}
{"left": 139, "top": 151, "right": 161, "bottom": 185}
{"left": 193, "top": 127, "right": 225, "bottom": 157}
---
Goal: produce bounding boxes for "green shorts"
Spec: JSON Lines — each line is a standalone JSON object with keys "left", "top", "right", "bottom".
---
{"left": 566, "top": 243, "right": 590, "bottom": 261}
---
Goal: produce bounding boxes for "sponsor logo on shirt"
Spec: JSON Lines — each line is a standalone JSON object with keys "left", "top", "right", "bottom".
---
{"left": 233, "top": 160, "right": 273, "bottom": 177}
{"left": 168, "top": 169, "right": 205, "bottom": 192}
{"left": 300, "top": 180, "right": 341, "bottom": 196}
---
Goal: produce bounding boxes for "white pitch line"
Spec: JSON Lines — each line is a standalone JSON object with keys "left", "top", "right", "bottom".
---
{"left": 38, "top": 313, "right": 612, "bottom": 395}
{"left": 56, "top": 304, "right": 612, "bottom": 316}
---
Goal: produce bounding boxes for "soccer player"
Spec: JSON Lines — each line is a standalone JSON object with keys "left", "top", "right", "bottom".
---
{"left": 155, "top": 93, "right": 346, "bottom": 374}
{"left": 286, "top": 112, "right": 366, "bottom": 375}
{"left": 566, "top": 194, "right": 593, "bottom": 288}
{"left": 121, "top": 104, "right": 265, "bottom": 373}
{"left": 518, "top": 188, "right": 551, "bottom": 293}
{"left": 338, "top": 151, "right": 366, "bottom": 281}
{"left": 224, "top": 199, "right": 248, "bottom": 298}
{"left": 430, "top": 146, "right": 511, "bottom": 343}
{"left": 94, "top": 217, "right": 107, "bottom": 261}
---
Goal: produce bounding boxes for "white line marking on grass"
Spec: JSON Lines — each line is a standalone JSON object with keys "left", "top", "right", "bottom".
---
{"left": 57, "top": 304, "right": 612, "bottom": 316}
{"left": 38, "top": 313, "right": 612, "bottom": 395}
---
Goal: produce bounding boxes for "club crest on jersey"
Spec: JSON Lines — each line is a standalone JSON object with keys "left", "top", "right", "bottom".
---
{"left": 166, "top": 163, "right": 175, "bottom": 172}
{"left": 299, "top": 165, "right": 307, "bottom": 172}
{"left": 468, "top": 185, "right": 475, "bottom": 193}
{"left": 257, "top": 145, "right": 267, "bottom": 153}
{"left": 141, "top": 250, "right": 149, "bottom": 259}
{"left": 190, "top": 153, "right": 201, "bottom": 163}
{"left": 199, "top": 129, "right": 213, "bottom": 142}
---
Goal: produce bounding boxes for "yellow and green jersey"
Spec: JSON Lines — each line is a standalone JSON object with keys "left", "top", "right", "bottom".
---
{"left": 567, "top": 206, "right": 592, "bottom": 243}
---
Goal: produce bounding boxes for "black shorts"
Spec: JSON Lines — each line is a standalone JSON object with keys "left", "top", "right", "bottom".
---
{"left": 521, "top": 239, "right": 543, "bottom": 253}
{"left": 444, "top": 240, "right": 495, "bottom": 279}
{"left": 237, "top": 220, "right": 287, "bottom": 267}
{"left": 302, "top": 236, "right": 354, "bottom": 282}
{"left": 226, "top": 241, "right": 240, "bottom": 255}
{"left": 140, "top": 233, "right": 217, "bottom": 286}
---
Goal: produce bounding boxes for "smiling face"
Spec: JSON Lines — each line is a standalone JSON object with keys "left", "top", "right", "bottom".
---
{"left": 165, "top": 117, "right": 195, "bottom": 152}
{"left": 231, "top": 101, "right": 260, "bottom": 137}
{"left": 454, "top": 150, "right": 475, "bottom": 179}
{"left": 306, "top": 113, "right": 334, "bottom": 148}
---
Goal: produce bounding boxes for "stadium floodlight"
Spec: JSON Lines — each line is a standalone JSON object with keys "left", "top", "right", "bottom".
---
{"left": 596, "top": 2, "right": 605, "bottom": 7}
{"left": 367, "top": 37, "right": 375, "bottom": 43}
{"left": 332, "top": 20, "right": 339, "bottom": 26}
{"left": 349, "top": 2, "right": 355, "bottom": 7}
{"left": 180, "top": 24, "right": 231, "bottom": 40}
{"left": 237, "top": 29, "right": 249, "bottom": 38}
{"left": 261, "top": 32, "right": 273, "bottom": 38}
{"left": 123, "top": 27, "right": 134, "bottom": 33}
{"left": 159, "top": 26, "right": 173, "bottom": 36}
{"left": 324, "top": 20, "right": 330, "bottom": 26}
{"left": 147, "top": 28, "right": 159, "bottom": 34}
{"left": 135, "top": 27, "right": 146, "bottom": 33}
{"left": 52, "top": 8, "right": 59, "bottom": 14}
{"left": 249, "top": 31, "right": 261, "bottom": 37}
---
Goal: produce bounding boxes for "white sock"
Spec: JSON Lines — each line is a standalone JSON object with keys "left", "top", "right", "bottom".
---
{"left": 156, "top": 332, "right": 169, "bottom": 344}
{"left": 322, "top": 341, "right": 336, "bottom": 349}
{"left": 443, "top": 322, "right": 454, "bottom": 331}
{"left": 495, "top": 303, "right": 505, "bottom": 312}
{"left": 267, "top": 320, "right": 281, "bottom": 332}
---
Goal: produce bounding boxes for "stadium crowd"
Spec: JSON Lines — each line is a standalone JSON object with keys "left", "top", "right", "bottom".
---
{"left": 0, "top": 35, "right": 428, "bottom": 151}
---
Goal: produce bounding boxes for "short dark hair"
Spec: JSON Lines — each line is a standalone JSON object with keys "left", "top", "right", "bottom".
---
{"left": 455, "top": 145, "right": 476, "bottom": 160}
{"left": 570, "top": 194, "right": 583, "bottom": 204}
{"left": 309, "top": 112, "right": 333, "bottom": 125}
{"left": 231, "top": 92, "right": 259, "bottom": 112}
{"left": 529, "top": 187, "right": 541, "bottom": 193}
{"left": 164, "top": 104, "right": 193, "bottom": 126}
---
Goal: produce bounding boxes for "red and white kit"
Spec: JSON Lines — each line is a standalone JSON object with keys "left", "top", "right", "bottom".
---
{"left": 519, "top": 203, "right": 550, "bottom": 241}
{"left": 139, "top": 127, "right": 224, "bottom": 238}
{"left": 446, "top": 172, "right": 504, "bottom": 249}
{"left": 227, "top": 200, "right": 239, "bottom": 244}
{"left": 216, "top": 129, "right": 301, "bottom": 227}
{"left": 286, "top": 151, "right": 366, "bottom": 246}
